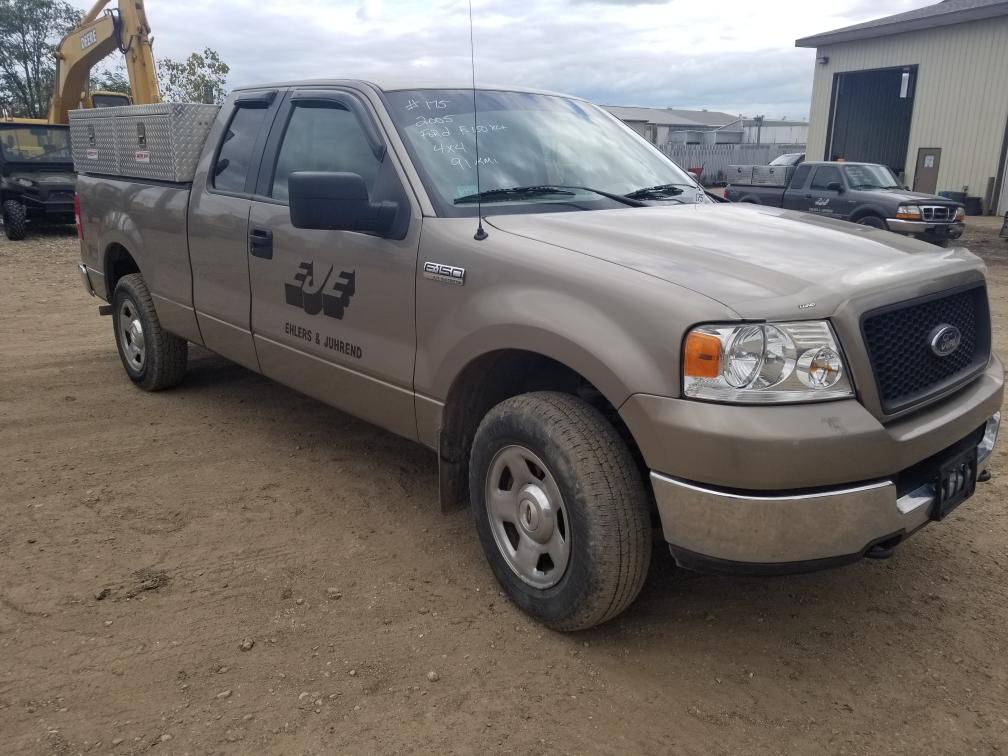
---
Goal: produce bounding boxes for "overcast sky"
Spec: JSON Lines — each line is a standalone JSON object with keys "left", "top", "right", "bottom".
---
{"left": 74, "top": 0, "right": 934, "bottom": 119}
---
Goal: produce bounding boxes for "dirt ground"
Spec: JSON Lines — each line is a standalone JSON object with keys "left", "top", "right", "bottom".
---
{"left": 1, "top": 219, "right": 1007, "bottom": 756}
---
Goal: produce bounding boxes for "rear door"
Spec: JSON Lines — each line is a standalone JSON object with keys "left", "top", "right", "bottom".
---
{"left": 188, "top": 90, "right": 282, "bottom": 370}
{"left": 781, "top": 163, "right": 813, "bottom": 211}
{"left": 246, "top": 88, "right": 421, "bottom": 439}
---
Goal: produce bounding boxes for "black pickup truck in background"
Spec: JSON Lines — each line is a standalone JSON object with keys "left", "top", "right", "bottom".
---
{"left": 725, "top": 161, "right": 966, "bottom": 245}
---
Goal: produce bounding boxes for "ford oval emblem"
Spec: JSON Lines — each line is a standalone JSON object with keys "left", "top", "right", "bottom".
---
{"left": 929, "top": 324, "right": 962, "bottom": 357}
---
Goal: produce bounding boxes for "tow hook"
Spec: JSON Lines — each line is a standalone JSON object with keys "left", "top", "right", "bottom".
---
{"left": 865, "top": 544, "right": 896, "bottom": 560}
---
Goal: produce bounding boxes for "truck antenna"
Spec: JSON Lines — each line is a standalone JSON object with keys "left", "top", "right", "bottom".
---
{"left": 469, "top": 0, "right": 488, "bottom": 241}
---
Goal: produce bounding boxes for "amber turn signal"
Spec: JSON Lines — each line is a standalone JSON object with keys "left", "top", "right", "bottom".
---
{"left": 684, "top": 331, "right": 722, "bottom": 378}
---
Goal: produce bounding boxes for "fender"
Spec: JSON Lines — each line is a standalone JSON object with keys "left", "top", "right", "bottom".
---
{"left": 848, "top": 202, "right": 890, "bottom": 223}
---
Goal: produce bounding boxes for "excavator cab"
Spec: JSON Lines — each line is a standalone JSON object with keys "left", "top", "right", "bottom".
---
{"left": 85, "top": 91, "right": 133, "bottom": 109}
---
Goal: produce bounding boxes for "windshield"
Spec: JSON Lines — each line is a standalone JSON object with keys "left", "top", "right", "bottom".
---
{"left": 0, "top": 126, "right": 72, "bottom": 162}
{"left": 843, "top": 164, "right": 901, "bottom": 189}
{"left": 385, "top": 89, "right": 703, "bottom": 215}
{"left": 769, "top": 153, "right": 802, "bottom": 166}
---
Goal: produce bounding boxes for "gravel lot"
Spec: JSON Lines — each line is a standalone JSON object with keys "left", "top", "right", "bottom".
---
{"left": 1, "top": 219, "right": 1007, "bottom": 755}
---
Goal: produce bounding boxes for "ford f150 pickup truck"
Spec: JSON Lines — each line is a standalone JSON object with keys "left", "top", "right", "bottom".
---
{"left": 725, "top": 161, "right": 966, "bottom": 244}
{"left": 74, "top": 81, "right": 1003, "bottom": 630}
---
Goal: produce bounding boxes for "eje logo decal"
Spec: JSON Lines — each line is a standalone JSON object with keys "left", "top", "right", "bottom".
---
{"left": 285, "top": 262, "right": 356, "bottom": 319}
{"left": 814, "top": 198, "right": 830, "bottom": 207}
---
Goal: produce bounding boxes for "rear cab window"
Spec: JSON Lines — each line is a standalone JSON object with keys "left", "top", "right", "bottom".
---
{"left": 212, "top": 105, "right": 271, "bottom": 193}
{"left": 789, "top": 164, "right": 812, "bottom": 189}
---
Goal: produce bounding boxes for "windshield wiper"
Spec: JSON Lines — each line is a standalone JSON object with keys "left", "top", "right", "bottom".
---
{"left": 454, "top": 185, "right": 646, "bottom": 207}
{"left": 624, "top": 183, "right": 689, "bottom": 200}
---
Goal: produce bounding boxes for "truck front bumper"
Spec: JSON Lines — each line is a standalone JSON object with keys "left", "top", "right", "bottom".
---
{"left": 886, "top": 218, "right": 964, "bottom": 239}
{"left": 651, "top": 412, "right": 999, "bottom": 573}
{"left": 621, "top": 357, "right": 1003, "bottom": 574}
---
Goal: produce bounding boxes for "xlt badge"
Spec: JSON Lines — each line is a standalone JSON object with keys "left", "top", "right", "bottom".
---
{"left": 423, "top": 262, "right": 465, "bottom": 286}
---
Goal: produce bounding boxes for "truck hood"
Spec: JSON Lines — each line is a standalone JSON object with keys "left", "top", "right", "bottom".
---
{"left": 868, "top": 187, "right": 960, "bottom": 205}
{"left": 485, "top": 203, "right": 982, "bottom": 319}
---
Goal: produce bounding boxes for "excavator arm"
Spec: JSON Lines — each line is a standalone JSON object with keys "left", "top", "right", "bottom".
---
{"left": 48, "top": 0, "right": 161, "bottom": 124}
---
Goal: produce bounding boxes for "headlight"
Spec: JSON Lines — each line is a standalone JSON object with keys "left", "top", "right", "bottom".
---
{"left": 954, "top": 206, "right": 966, "bottom": 222}
{"left": 14, "top": 177, "right": 35, "bottom": 188}
{"left": 896, "top": 204, "right": 922, "bottom": 220}
{"left": 683, "top": 321, "right": 854, "bottom": 403}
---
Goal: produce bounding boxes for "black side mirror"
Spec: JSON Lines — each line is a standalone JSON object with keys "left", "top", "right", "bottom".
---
{"left": 826, "top": 181, "right": 844, "bottom": 193}
{"left": 288, "top": 172, "right": 397, "bottom": 235}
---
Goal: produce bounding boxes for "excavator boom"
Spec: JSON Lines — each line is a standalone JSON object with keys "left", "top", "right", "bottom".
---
{"left": 48, "top": 0, "right": 161, "bottom": 125}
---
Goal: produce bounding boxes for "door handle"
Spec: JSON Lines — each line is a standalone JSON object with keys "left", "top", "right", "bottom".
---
{"left": 804, "top": 194, "right": 812, "bottom": 199}
{"left": 249, "top": 227, "right": 273, "bottom": 259}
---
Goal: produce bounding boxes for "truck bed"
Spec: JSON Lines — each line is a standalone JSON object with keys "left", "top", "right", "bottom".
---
{"left": 76, "top": 173, "right": 198, "bottom": 341}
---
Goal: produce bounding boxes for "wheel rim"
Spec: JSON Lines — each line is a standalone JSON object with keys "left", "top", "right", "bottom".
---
{"left": 485, "top": 445, "right": 571, "bottom": 589}
{"left": 118, "top": 299, "right": 146, "bottom": 372}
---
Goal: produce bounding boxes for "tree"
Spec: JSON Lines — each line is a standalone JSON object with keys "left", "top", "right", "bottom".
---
{"left": 91, "top": 62, "right": 130, "bottom": 95}
{"left": 158, "top": 48, "right": 229, "bottom": 104}
{"left": 0, "top": 0, "right": 79, "bottom": 118}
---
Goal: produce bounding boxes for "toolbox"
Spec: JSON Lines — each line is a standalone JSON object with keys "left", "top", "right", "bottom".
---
{"left": 70, "top": 103, "right": 220, "bottom": 183}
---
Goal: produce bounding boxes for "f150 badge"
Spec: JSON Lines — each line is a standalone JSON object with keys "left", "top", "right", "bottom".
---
{"left": 423, "top": 262, "right": 465, "bottom": 286}
{"left": 285, "top": 262, "right": 356, "bottom": 319}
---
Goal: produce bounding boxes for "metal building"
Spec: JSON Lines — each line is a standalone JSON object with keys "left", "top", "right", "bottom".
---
{"left": 798, "top": 0, "right": 1008, "bottom": 214}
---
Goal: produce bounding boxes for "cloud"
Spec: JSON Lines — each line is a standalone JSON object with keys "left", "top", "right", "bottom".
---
{"left": 68, "top": 0, "right": 936, "bottom": 119}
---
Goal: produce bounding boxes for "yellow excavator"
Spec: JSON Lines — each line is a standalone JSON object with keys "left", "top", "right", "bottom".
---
{"left": 48, "top": 0, "right": 161, "bottom": 124}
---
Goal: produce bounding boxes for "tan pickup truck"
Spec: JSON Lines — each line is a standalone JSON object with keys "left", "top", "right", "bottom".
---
{"left": 74, "top": 80, "right": 1003, "bottom": 630}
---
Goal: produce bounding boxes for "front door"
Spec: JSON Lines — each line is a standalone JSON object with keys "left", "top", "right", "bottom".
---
{"left": 247, "top": 90, "right": 421, "bottom": 439}
{"left": 913, "top": 148, "right": 942, "bottom": 194}
{"left": 806, "top": 164, "right": 847, "bottom": 218}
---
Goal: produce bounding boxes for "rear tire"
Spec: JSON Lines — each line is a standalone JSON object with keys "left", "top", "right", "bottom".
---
{"left": 856, "top": 215, "right": 886, "bottom": 230}
{"left": 469, "top": 392, "right": 652, "bottom": 631}
{"left": 112, "top": 273, "right": 188, "bottom": 391}
{"left": 3, "top": 200, "right": 27, "bottom": 240}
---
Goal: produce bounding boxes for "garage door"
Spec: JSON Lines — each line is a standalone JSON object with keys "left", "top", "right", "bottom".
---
{"left": 825, "top": 66, "right": 917, "bottom": 176}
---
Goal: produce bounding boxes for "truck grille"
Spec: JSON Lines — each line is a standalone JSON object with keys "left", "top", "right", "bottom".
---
{"left": 920, "top": 205, "right": 952, "bottom": 222}
{"left": 861, "top": 284, "right": 991, "bottom": 414}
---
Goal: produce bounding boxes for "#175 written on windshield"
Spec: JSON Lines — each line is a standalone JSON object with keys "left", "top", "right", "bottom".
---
{"left": 403, "top": 95, "right": 506, "bottom": 173}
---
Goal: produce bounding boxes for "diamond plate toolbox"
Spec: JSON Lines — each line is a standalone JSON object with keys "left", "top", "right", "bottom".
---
{"left": 70, "top": 103, "right": 220, "bottom": 183}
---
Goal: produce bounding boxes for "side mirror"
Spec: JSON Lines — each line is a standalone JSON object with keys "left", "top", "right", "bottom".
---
{"left": 288, "top": 172, "right": 397, "bottom": 235}
{"left": 826, "top": 181, "right": 844, "bottom": 193}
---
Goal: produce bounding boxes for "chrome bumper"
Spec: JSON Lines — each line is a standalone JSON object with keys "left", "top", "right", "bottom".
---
{"left": 78, "top": 263, "right": 95, "bottom": 297}
{"left": 885, "top": 218, "right": 964, "bottom": 237}
{"left": 652, "top": 413, "right": 999, "bottom": 568}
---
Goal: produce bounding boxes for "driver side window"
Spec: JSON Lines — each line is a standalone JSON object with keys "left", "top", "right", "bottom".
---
{"left": 271, "top": 104, "right": 380, "bottom": 201}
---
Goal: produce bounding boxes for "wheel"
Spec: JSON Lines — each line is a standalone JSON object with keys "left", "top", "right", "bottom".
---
{"left": 856, "top": 215, "right": 886, "bottom": 229}
{"left": 112, "top": 273, "right": 188, "bottom": 390}
{"left": 3, "top": 200, "right": 27, "bottom": 240}
{"left": 469, "top": 392, "right": 652, "bottom": 631}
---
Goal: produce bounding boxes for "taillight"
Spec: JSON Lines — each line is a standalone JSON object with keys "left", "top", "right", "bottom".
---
{"left": 74, "top": 193, "right": 83, "bottom": 241}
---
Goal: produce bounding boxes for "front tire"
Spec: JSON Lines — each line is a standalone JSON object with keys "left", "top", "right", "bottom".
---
{"left": 469, "top": 392, "right": 652, "bottom": 631}
{"left": 856, "top": 215, "right": 886, "bottom": 229}
{"left": 3, "top": 200, "right": 27, "bottom": 240}
{"left": 112, "top": 273, "right": 188, "bottom": 390}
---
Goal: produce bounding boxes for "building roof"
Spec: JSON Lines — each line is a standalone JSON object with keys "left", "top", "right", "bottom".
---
{"left": 604, "top": 105, "right": 740, "bottom": 128}
{"left": 796, "top": 0, "right": 1008, "bottom": 48}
